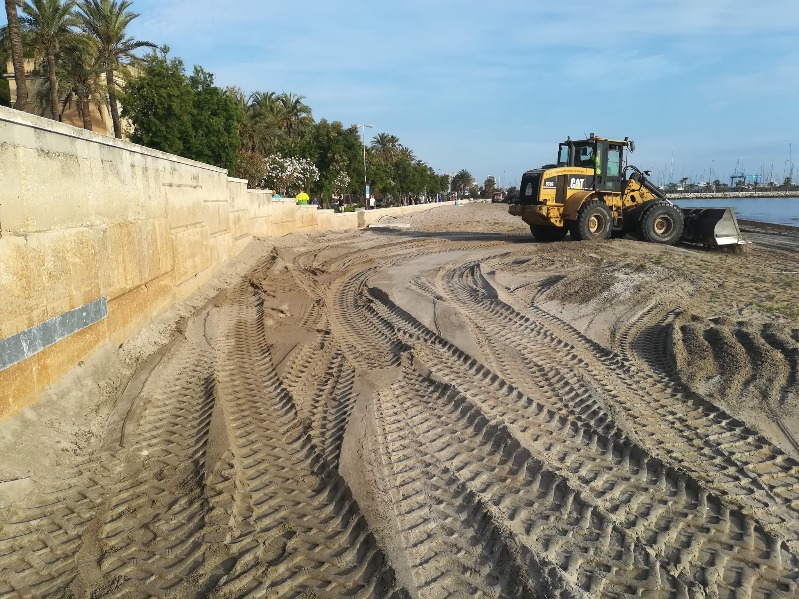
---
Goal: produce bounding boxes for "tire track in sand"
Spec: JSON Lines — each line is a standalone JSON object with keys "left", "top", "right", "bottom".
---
{"left": 442, "top": 258, "right": 799, "bottom": 551}
{"left": 366, "top": 285, "right": 799, "bottom": 597}
{"left": 207, "top": 279, "right": 407, "bottom": 597}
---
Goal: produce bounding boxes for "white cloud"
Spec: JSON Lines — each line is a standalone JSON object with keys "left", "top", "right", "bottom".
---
{"left": 123, "top": 0, "right": 799, "bottom": 183}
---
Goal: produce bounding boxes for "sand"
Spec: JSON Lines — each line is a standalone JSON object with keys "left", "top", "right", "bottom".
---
{"left": 0, "top": 202, "right": 798, "bottom": 598}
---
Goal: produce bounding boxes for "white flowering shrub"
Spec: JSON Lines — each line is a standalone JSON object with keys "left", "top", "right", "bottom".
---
{"left": 261, "top": 154, "right": 320, "bottom": 195}
{"left": 332, "top": 170, "right": 350, "bottom": 196}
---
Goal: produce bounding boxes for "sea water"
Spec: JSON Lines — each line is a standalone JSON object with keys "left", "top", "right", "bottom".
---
{"left": 674, "top": 197, "right": 799, "bottom": 227}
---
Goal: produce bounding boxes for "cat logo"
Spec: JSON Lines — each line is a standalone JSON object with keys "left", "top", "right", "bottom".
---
{"left": 569, "top": 178, "right": 585, "bottom": 189}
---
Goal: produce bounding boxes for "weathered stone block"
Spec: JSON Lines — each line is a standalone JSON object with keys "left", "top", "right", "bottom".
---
{"left": 97, "top": 219, "right": 172, "bottom": 300}
{"left": 0, "top": 230, "right": 101, "bottom": 338}
{"left": 171, "top": 224, "right": 211, "bottom": 287}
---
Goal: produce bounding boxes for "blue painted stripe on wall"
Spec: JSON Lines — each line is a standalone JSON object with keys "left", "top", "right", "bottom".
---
{"left": 0, "top": 298, "right": 108, "bottom": 371}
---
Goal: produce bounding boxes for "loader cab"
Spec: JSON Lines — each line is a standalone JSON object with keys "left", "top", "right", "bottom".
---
{"left": 558, "top": 136, "right": 628, "bottom": 194}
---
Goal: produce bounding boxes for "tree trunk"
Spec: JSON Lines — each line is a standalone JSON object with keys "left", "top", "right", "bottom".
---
{"left": 80, "top": 93, "right": 92, "bottom": 130}
{"left": 5, "top": 0, "right": 28, "bottom": 110}
{"left": 47, "top": 52, "right": 59, "bottom": 121}
{"left": 106, "top": 68, "right": 121, "bottom": 138}
{"left": 58, "top": 89, "right": 72, "bottom": 121}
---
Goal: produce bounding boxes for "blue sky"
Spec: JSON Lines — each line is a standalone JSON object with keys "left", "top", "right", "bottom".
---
{"left": 128, "top": 0, "right": 799, "bottom": 188}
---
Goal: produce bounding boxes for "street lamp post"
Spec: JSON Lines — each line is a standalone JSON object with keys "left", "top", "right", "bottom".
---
{"left": 358, "top": 123, "right": 373, "bottom": 208}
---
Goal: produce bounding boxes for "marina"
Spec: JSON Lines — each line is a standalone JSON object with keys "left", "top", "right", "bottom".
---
{"left": 675, "top": 196, "right": 799, "bottom": 227}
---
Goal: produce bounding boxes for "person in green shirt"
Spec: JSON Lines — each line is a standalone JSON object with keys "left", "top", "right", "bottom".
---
{"left": 296, "top": 190, "right": 310, "bottom": 205}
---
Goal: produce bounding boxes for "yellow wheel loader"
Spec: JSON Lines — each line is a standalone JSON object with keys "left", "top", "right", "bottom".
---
{"left": 509, "top": 135, "right": 745, "bottom": 246}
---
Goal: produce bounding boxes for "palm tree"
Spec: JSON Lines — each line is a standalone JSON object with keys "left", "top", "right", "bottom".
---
{"left": 76, "top": 0, "right": 154, "bottom": 138}
{"left": 249, "top": 90, "right": 276, "bottom": 109}
{"left": 20, "top": 0, "right": 77, "bottom": 120}
{"left": 276, "top": 92, "right": 312, "bottom": 141}
{"left": 242, "top": 90, "right": 286, "bottom": 154}
{"left": 370, "top": 132, "right": 399, "bottom": 162}
{"left": 57, "top": 34, "right": 103, "bottom": 128}
{"left": 397, "top": 144, "right": 415, "bottom": 162}
{"left": 451, "top": 169, "right": 473, "bottom": 196}
{"left": 4, "top": 0, "right": 28, "bottom": 109}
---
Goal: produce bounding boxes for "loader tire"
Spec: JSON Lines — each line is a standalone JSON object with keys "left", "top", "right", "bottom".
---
{"left": 530, "top": 224, "right": 568, "bottom": 242}
{"left": 571, "top": 200, "right": 612, "bottom": 241}
{"left": 640, "top": 202, "right": 684, "bottom": 245}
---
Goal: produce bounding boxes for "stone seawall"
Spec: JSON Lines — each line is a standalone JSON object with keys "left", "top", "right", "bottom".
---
{"left": 0, "top": 105, "right": 450, "bottom": 421}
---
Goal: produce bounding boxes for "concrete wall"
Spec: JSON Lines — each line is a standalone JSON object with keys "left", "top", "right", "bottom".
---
{"left": 0, "top": 105, "right": 453, "bottom": 421}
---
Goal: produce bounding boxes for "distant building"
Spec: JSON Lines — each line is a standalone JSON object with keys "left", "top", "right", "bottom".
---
{"left": 4, "top": 58, "right": 115, "bottom": 136}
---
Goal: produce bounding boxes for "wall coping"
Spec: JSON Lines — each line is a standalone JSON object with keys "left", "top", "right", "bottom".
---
{"left": 0, "top": 105, "right": 228, "bottom": 174}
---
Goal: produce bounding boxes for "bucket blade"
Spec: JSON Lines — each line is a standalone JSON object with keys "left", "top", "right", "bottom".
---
{"left": 680, "top": 207, "right": 745, "bottom": 246}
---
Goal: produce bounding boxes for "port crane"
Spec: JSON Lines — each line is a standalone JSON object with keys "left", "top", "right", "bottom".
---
{"left": 729, "top": 160, "right": 761, "bottom": 187}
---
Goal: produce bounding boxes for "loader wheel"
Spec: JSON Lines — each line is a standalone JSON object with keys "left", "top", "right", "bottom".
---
{"left": 640, "top": 202, "right": 684, "bottom": 245}
{"left": 571, "top": 200, "right": 612, "bottom": 241}
{"left": 530, "top": 224, "right": 568, "bottom": 242}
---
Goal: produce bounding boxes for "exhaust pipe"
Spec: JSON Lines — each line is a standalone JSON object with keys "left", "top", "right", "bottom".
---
{"left": 680, "top": 207, "right": 746, "bottom": 247}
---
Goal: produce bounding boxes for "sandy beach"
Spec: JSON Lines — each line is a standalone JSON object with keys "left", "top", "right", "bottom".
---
{"left": 1, "top": 202, "right": 798, "bottom": 597}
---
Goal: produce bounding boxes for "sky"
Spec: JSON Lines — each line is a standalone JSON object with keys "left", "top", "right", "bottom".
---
{"left": 127, "top": 0, "right": 799, "bottom": 188}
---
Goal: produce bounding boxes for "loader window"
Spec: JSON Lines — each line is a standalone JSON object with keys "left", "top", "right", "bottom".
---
{"left": 607, "top": 146, "right": 621, "bottom": 178}
{"left": 558, "top": 145, "right": 570, "bottom": 166}
{"left": 577, "top": 145, "right": 595, "bottom": 168}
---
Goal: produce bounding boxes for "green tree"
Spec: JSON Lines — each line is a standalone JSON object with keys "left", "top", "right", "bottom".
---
{"left": 297, "top": 118, "right": 361, "bottom": 206}
{"left": 389, "top": 150, "right": 414, "bottom": 200}
{"left": 20, "top": 0, "right": 77, "bottom": 120}
{"left": 370, "top": 132, "right": 399, "bottom": 163}
{"left": 0, "top": 33, "right": 10, "bottom": 105}
{"left": 55, "top": 34, "right": 103, "bottom": 128}
{"left": 235, "top": 89, "right": 286, "bottom": 155}
{"left": 186, "top": 66, "right": 242, "bottom": 170}
{"left": 120, "top": 49, "right": 192, "bottom": 154}
{"left": 276, "top": 92, "right": 312, "bottom": 143}
{"left": 483, "top": 175, "right": 496, "bottom": 197}
{"left": 76, "top": 0, "right": 154, "bottom": 138}
{"left": 0, "top": 71, "right": 9, "bottom": 105}
{"left": 233, "top": 149, "right": 266, "bottom": 188}
{"left": 4, "top": 0, "right": 28, "bottom": 109}
{"left": 121, "top": 48, "right": 243, "bottom": 171}
{"left": 437, "top": 173, "right": 450, "bottom": 196}
{"left": 451, "top": 169, "right": 473, "bottom": 197}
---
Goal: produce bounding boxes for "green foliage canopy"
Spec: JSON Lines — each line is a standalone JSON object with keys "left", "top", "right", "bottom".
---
{"left": 2, "top": 1, "right": 475, "bottom": 190}
{"left": 297, "top": 119, "right": 362, "bottom": 203}
{"left": 121, "top": 48, "right": 243, "bottom": 171}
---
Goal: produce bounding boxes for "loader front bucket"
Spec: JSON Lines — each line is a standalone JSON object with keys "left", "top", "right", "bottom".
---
{"left": 680, "top": 207, "right": 746, "bottom": 247}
